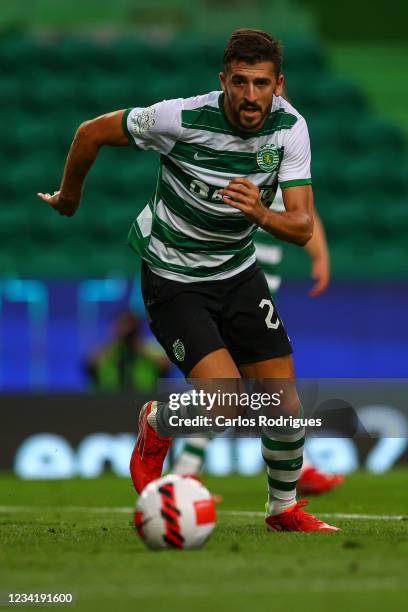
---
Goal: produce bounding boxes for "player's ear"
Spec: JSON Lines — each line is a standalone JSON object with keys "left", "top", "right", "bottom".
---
{"left": 274, "top": 73, "right": 285, "bottom": 97}
{"left": 219, "top": 72, "right": 226, "bottom": 92}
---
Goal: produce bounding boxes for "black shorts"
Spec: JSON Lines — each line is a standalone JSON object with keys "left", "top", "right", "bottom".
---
{"left": 141, "top": 262, "right": 292, "bottom": 376}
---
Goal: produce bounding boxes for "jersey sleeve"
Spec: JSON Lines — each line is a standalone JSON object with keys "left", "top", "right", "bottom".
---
{"left": 278, "top": 116, "right": 312, "bottom": 189}
{"left": 122, "top": 98, "right": 183, "bottom": 154}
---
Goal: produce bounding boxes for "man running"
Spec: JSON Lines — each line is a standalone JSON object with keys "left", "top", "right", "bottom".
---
{"left": 38, "top": 28, "right": 338, "bottom": 531}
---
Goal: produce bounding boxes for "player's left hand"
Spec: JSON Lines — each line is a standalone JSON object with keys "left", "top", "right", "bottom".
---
{"left": 309, "top": 256, "right": 330, "bottom": 297}
{"left": 37, "top": 190, "right": 78, "bottom": 217}
{"left": 220, "top": 177, "right": 266, "bottom": 226}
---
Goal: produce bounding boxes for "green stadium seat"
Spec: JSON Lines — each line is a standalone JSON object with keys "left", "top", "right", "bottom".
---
{"left": 0, "top": 76, "right": 22, "bottom": 107}
{"left": 20, "top": 249, "right": 81, "bottom": 277}
{"left": 322, "top": 200, "right": 370, "bottom": 237}
{"left": 310, "top": 154, "right": 337, "bottom": 191}
{"left": 72, "top": 205, "right": 133, "bottom": 242}
{"left": 0, "top": 36, "right": 43, "bottom": 72}
{"left": 328, "top": 244, "right": 365, "bottom": 278}
{"left": 336, "top": 156, "right": 408, "bottom": 197}
{"left": 335, "top": 242, "right": 407, "bottom": 279}
{"left": 374, "top": 200, "right": 408, "bottom": 234}
{"left": 88, "top": 73, "right": 142, "bottom": 111}
{"left": 0, "top": 206, "right": 31, "bottom": 238}
{"left": 283, "top": 38, "right": 326, "bottom": 73}
{"left": 0, "top": 113, "right": 23, "bottom": 154}
{"left": 308, "top": 116, "right": 341, "bottom": 149}
{"left": 4, "top": 113, "right": 64, "bottom": 153}
{"left": 3, "top": 156, "right": 62, "bottom": 198}
{"left": 109, "top": 39, "right": 155, "bottom": 70}
{"left": 71, "top": 244, "right": 138, "bottom": 277}
{"left": 0, "top": 251, "right": 19, "bottom": 276}
{"left": 25, "top": 205, "right": 64, "bottom": 240}
{"left": 86, "top": 154, "right": 158, "bottom": 200}
{"left": 22, "top": 71, "right": 84, "bottom": 111}
{"left": 289, "top": 76, "right": 366, "bottom": 113}
{"left": 336, "top": 117, "right": 405, "bottom": 153}
{"left": 45, "top": 39, "right": 106, "bottom": 71}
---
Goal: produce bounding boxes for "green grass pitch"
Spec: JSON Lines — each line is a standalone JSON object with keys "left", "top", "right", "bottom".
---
{"left": 0, "top": 470, "right": 407, "bottom": 611}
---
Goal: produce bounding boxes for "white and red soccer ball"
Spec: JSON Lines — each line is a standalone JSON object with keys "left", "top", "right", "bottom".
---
{"left": 134, "top": 474, "right": 216, "bottom": 550}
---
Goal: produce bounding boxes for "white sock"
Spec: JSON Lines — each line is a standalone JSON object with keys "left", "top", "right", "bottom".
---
{"left": 172, "top": 437, "right": 210, "bottom": 475}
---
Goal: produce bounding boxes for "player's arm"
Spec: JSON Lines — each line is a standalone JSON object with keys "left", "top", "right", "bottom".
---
{"left": 221, "top": 179, "right": 313, "bottom": 246}
{"left": 222, "top": 112, "right": 314, "bottom": 245}
{"left": 37, "top": 110, "right": 128, "bottom": 216}
{"left": 305, "top": 207, "right": 330, "bottom": 297}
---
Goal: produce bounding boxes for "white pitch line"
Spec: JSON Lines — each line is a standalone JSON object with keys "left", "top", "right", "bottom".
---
{"left": 219, "top": 510, "right": 407, "bottom": 521}
{"left": 0, "top": 506, "right": 131, "bottom": 514}
{"left": 319, "top": 512, "right": 407, "bottom": 521}
{"left": 0, "top": 506, "right": 406, "bottom": 521}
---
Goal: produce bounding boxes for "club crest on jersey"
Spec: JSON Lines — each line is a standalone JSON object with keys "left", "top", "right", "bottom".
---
{"left": 130, "top": 107, "right": 156, "bottom": 135}
{"left": 256, "top": 144, "right": 280, "bottom": 172}
{"left": 172, "top": 339, "right": 185, "bottom": 362}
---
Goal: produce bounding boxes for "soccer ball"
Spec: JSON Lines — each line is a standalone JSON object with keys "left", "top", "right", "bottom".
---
{"left": 134, "top": 474, "right": 216, "bottom": 550}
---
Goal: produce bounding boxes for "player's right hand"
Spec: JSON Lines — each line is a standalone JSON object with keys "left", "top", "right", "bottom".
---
{"left": 37, "top": 190, "right": 78, "bottom": 217}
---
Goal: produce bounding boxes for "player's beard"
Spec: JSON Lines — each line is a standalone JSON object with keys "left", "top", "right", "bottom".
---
{"left": 233, "top": 101, "right": 270, "bottom": 132}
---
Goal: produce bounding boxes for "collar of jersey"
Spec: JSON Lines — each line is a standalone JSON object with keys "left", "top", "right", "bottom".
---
{"left": 218, "top": 92, "right": 275, "bottom": 140}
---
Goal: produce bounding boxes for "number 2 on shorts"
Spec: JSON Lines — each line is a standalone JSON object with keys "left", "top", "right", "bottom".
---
{"left": 259, "top": 299, "right": 280, "bottom": 330}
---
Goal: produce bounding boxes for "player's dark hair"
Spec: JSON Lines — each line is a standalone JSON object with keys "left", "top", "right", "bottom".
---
{"left": 223, "top": 28, "right": 283, "bottom": 75}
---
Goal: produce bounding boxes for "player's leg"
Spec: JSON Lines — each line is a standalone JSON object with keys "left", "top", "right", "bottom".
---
{"left": 241, "top": 354, "right": 338, "bottom": 531}
{"left": 223, "top": 265, "right": 338, "bottom": 531}
{"left": 131, "top": 347, "right": 241, "bottom": 492}
{"left": 172, "top": 435, "right": 212, "bottom": 476}
{"left": 171, "top": 347, "right": 243, "bottom": 476}
{"left": 222, "top": 267, "right": 303, "bottom": 515}
{"left": 297, "top": 461, "right": 344, "bottom": 495}
{"left": 169, "top": 349, "right": 242, "bottom": 491}
{"left": 148, "top": 347, "right": 242, "bottom": 436}
{"left": 131, "top": 262, "right": 244, "bottom": 492}
{"left": 131, "top": 264, "right": 235, "bottom": 492}
{"left": 240, "top": 355, "right": 303, "bottom": 515}
{"left": 223, "top": 264, "right": 301, "bottom": 503}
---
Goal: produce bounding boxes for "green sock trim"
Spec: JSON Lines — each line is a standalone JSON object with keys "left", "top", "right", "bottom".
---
{"left": 183, "top": 443, "right": 206, "bottom": 459}
{"left": 261, "top": 436, "right": 304, "bottom": 451}
{"left": 267, "top": 475, "right": 298, "bottom": 492}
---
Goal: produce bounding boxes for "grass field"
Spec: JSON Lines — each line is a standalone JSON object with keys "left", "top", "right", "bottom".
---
{"left": 1, "top": 470, "right": 407, "bottom": 611}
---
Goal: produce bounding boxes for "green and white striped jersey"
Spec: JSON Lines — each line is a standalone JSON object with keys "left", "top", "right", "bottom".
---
{"left": 254, "top": 186, "right": 285, "bottom": 294}
{"left": 123, "top": 91, "right": 311, "bottom": 282}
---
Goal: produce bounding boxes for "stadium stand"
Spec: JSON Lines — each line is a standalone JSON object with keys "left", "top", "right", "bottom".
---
{"left": 0, "top": 34, "right": 407, "bottom": 278}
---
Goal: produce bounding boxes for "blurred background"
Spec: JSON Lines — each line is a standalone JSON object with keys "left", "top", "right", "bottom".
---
{"left": 1, "top": 0, "right": 407, "bottom": 478}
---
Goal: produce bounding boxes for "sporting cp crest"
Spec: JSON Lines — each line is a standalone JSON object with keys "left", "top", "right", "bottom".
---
{"left": 256, "top": 144, "right": 280, "bottom": 172}
{"left": 172, "top": 339, "right": 185, "bottom": 362}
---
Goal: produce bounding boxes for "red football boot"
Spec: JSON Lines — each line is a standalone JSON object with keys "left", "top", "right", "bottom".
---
{"left": 297, "top": 466, "right": 344, "bottom": 496}
{"left": 266, "top": 500, "right": 339, "bottom": 532}
{"left": 130, "top": 401, "right": 172, "bottom": 493}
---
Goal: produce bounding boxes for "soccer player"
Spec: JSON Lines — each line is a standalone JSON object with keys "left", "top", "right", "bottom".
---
{"left": 173, "top": 193, "right": 344, "bottom": 496}
{"left": 38, "top": 29, "right": 338, "bottom": 531}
